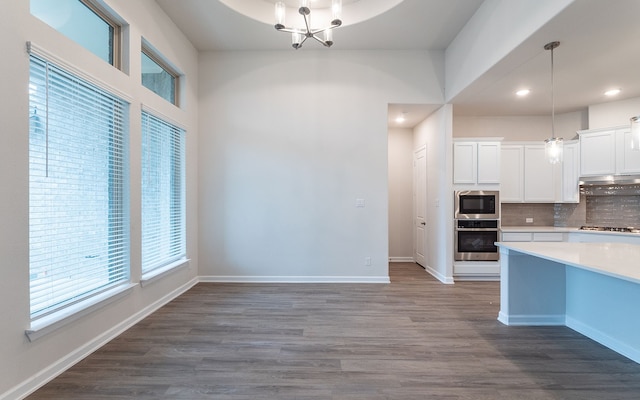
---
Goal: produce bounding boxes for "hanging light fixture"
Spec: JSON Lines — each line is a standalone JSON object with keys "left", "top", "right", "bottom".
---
{"left": 631, "top": 115, "right": 640, "bottom": 151}
{"left": 544, "top": 41, "right": 563, "bottom": 164}
{"left": 274, "top": 0, "right": 342, "bottom": 49}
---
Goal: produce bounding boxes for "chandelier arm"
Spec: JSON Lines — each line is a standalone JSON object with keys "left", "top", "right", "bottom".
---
{"left": 276, "top": 27, "right": 298, "bottom": 33}
{"left": 310, "top": 34, "right": 330, "bottom": 47}
{"left": 310, "top": 25, "right": 339, "bottom": 35}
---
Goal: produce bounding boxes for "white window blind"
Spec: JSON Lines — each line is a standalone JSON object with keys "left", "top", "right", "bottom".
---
{"left": 141, "top": 111, "right": 185, "bottom": 274}
{"left": 29, "top": 54, "right": 130, "bottom": 319}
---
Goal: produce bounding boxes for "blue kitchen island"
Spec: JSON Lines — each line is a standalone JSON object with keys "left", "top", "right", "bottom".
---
{"left": 496, "top": 241, "right": 640, "bottom": 363}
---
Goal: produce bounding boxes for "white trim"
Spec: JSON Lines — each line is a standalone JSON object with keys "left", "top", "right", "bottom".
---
{"left": 423, "top": 265, "right": 455, "bottom": 284}
{"left": 26, "top": 41, "right": 133, "bottom": 104}
{"left": 454, "top": 275, "right": 500, "bottom": 282}
{"left": 497, "top": 312, "right": 565, "bottom": 326}
{"left": 566, "top": 317, "right": 640, "bottom": 364}
{"left": 26, "top": 283, "right": 137, "bottom": 342}
{"left": 140, "top": 258, "right": 190, "bottom": 287}
{"left": 141, "top": 103, "right": 187, "bottom": 131}
{"left": 9, "top": 278, "right": 198, "bottom": 400}
{"left": 389, "top": 257, "right": 414, "bottom": 263}
{"left": 198, "top": 276, "right": 390, "bottom": 284}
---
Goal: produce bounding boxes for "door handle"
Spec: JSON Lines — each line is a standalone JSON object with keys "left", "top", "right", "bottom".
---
{"left": 421, "top": 222, "right": 426, "bottom": 225}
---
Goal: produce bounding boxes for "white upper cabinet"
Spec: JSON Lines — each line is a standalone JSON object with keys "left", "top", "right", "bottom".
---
{"left": 453, "top": 140, "right": 501, "bottom": 186}
{"left": 500, "top": 145, "right": 524, "bottom": 202}
{"left": 561, "top": 141, "right": 580, "bottom": 203}
{"left": 579, "top": 129, "right": 616, "bottom": 176}
{"left": 523, "top": 144, "right": 558, "bottom": 202}
{"left": 579, "top": 126, "right": 640, "bottom": 176}
{"left": 501, "top": 142, "right": 575, "bottom": 203}
{"left": 453, "top": 141, "right": 477, "bottom": 184}
{"left": 477, "top": 142, "right": 501, "bottom": 183}
{"left": 616, "top": 127, "right": 640, "bottom": 174}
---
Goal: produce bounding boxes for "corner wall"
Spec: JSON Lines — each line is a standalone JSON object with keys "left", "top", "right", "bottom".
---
{"left": 414, "top": 105, "right": 454, "bottom": 283}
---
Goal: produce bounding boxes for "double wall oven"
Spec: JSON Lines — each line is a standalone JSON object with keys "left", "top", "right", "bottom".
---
{"left": 454, "top": 191, "right": 500, "bottom": 261}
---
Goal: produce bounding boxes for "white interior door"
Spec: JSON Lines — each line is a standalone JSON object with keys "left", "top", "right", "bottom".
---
{"left": 414, "top": 147, "right": 427, "bottom": 267}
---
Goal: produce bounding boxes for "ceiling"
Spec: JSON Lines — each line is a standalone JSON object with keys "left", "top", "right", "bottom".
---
{"left": 156, "top": 0, "right": 640, "bottom": 127}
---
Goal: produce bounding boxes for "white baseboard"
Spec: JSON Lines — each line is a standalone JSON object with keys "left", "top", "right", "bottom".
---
{"left": 5, "top": 277, "right": 199, "bottom": 400}
{"left": 423, "top": 265, "right": 454, "bottom": 285}
{"left": 497, "top": 312, "right": 565, "bottom": 326}
{"left": 388, "top": 257, "right": 414, "bottom": 263}
{"left": 566, "top": 317, "right": 640, "bottom": 364}
{"left": 199, "top": 276, "right": 390, "bottom": 284}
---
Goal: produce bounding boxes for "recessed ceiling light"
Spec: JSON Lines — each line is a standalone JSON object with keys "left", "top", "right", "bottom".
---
{"left": 604, "top": 89, "right": 621, "bottom": 96}
{"left": 516, "top": 89, "right": 530, "bottom": 97}
{"left": 395, "top": 115, "right": 406, "bottom": 123}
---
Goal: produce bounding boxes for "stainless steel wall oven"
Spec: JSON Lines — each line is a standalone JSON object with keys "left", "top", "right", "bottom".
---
{"left": 454, "top": 219, "right": 499, "bottom": 261}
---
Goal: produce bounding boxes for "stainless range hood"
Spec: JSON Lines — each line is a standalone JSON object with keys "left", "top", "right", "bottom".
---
{"left": 579, "top": 175, "right": 640, "bottom": 186}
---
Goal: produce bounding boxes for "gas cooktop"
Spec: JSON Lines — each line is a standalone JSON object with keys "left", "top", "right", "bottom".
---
{"left": 579, "top": 226, "right": 640, "bottom": 234}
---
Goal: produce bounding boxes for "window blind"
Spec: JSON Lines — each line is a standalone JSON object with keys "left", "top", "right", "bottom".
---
{"left": 141, "top": 111, "right": 186, "bottom": 274}
{"left": 29, "top": 54, "right": 130, "bottom": 319}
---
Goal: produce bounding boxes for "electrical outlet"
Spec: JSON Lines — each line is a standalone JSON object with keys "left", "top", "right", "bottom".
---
{"left": 526, "top": 217, "right": 534, "bottom": 223}
{"left": 364, "top": 257, "right": 372, "bottom": 266}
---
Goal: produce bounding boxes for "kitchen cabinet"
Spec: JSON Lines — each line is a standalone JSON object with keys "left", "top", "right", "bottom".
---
{"left": 523, "top": 144, "right": 557, "bottom": 202}
{"left": 501, "top": 143, "right": 558, "bottom": 203}
{"left": 501, "top": 231, "right": 565, "bottom": 242}
{"left": 579, "top": 128, "right": 616, "bottom": 176}
{"left": 453, "top": 140, "right": 501, "bottom": 186}
{"left": 579, "top": 126, "right": 640, "bottom": 176}
{"left": 561, "top": 141, "right": 580, "bottom": 203}
{"left": 501, "top": 142, "right": 578, "bottom": 203}
{"left": 616, "top": 128, "right": 640, "bottom": 174}
{"left": 500, "top": 145, "right": 524, "bottom": 202}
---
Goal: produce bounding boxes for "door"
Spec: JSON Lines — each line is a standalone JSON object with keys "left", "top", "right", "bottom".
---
{"left": 414, "top": 147, "right": 427, "bottom": 267}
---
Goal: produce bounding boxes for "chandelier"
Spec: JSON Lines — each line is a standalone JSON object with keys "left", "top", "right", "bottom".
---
{"left": 274, "top": 0, "right": 343, "bottom": 49}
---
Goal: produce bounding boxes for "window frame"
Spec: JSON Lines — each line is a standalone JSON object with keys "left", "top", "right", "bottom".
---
{"left": 27, "top": 48, "right": 132, "bottom": 329}
{"left": 140, "top": 109, "right": 187, "bottom": 277}
{"left": 141, "top": 41, "right": 181, "bottom": 106}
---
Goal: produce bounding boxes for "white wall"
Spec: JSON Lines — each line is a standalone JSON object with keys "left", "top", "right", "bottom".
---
{"left": 197, "top": 50, "right": 444, "bottom": 281}
{"left": 388, "top": 128, "right": 414, "bottom": 260}
{"left": 413, "top": 105, "right": 454, "bottom": 283}
{"left": 0, "top": 1, "right": 199, "bottom": 398}
{"left": 454, "top": 110, "right": 587, "bottom": 141}
{"left": 589, "top": 97, "right": 640, "bottom": 129}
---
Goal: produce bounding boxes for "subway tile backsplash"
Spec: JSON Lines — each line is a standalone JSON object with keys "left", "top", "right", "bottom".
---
{"left": 501, "top": 184, "right": 640, "bottom": 228}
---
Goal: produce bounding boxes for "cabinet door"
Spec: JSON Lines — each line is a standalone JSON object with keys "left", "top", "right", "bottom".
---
{"left": 453, "top": 142, "right": 477, "bottom": 184}
{"left": 561, "top": 141, "right": 580, "bottom": 203}
{"left": 616, "top": 128, "right": 640, "bottom": 174}
{"left": 524, "top": 145, "right": 557, "bottom": 202}
{"left": 580, "top": 130, "right": 616, "bottom": 176}
{"left": 477, "top": 142, "right": 501, "bottom": 183}
{"left": 500, "top": 145, "right": 524, "bottom": 202}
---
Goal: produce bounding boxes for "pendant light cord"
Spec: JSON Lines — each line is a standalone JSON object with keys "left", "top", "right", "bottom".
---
{"left": 551, "top": 44, "right": 555, "bottom": 140}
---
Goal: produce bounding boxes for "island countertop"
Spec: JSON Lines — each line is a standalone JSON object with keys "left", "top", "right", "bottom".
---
{"left": 495, "top": 241, "right": 640, "bottom": 284}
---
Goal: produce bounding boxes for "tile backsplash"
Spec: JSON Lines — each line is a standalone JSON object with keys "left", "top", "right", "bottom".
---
{"left": 501, "top": 184, "right": 640, "bottom": 228}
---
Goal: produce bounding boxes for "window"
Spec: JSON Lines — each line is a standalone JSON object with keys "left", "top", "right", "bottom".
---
{"left": 30, "top": 0, "right": 120, "bottom": 67}
{"left": 29, "top": 54, "right": 129, "bottom": 319}
{"left": 141, "top": 111, "right": 186, "bottom": 274}
{"left": 141, "top": 48, "right": 178, "bottom": 105}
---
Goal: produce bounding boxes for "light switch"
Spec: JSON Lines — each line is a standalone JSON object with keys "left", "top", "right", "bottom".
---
{"left": 356, "top": 198, "right": 365, "bottom": 208}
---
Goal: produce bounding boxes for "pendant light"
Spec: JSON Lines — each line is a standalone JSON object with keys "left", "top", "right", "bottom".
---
{"left": 544, "top": 41, "right": 563, "bottom": 164}
{"left": 631, "top": 115, "right": 640, "bottom": 151}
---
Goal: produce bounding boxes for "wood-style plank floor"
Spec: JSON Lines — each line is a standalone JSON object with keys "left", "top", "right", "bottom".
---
{"left": 27, "top": 263, "right": 640, "bottom": 399}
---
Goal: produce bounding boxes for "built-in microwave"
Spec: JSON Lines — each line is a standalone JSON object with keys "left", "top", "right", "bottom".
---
{"left": 454, "top": 190, "right": 499, "bottom": 219}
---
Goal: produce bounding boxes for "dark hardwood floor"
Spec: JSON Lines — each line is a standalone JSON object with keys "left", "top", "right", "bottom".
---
{"left": 27, "top": 263, "right": 640, "bottom": 399}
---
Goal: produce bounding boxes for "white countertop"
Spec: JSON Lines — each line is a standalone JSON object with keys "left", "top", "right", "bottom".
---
{"left": 496, "top": 241, "right": 640, "bottom": 284}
